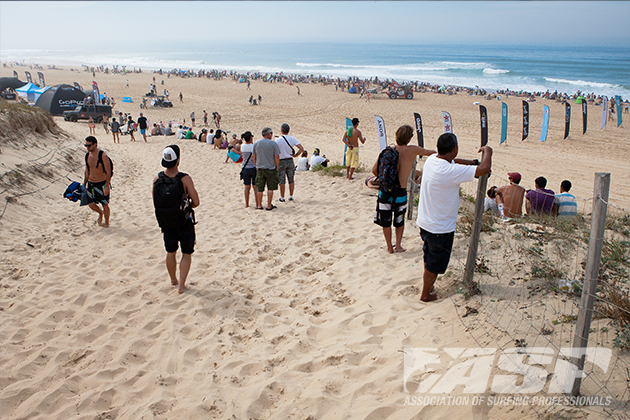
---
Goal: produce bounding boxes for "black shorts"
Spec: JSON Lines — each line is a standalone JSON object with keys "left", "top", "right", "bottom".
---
{"left": 420, "top": 228, "right": 454, "bottom": 275}
{"left": 163, "top": 220, "right": 196, "bottom": 254}
{"left": 242, "top": 167, "right": 257, "bottom": 186}
{"left": 86, "top": 180, "right": 109, "bottom": 205}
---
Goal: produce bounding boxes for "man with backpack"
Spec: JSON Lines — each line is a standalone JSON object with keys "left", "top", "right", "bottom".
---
{"left": 153, "top": 145, "right": 200, "bottom": 294}
{"left": 372, "top": 125, "right": 435, "bottom": 254}
{"left": 84, "top": 136, "right": 112, "bottom": 227}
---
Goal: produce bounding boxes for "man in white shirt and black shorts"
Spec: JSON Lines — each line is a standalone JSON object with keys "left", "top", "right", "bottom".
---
{"left": 416, "top": 133, "right": 492, "bottom": 302}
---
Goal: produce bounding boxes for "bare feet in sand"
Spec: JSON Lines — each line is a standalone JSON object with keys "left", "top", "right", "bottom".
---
{"left": 178, "top": 285, "right": 189, "bottom": 294}
{"left": 395, "top": 247, "right": 407, "bottom": 253}
{"left": 420, "top": 293, "right": 438, "bottom": 302}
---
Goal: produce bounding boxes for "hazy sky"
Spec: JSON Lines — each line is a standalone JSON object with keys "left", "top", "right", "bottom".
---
{"left": 1, "top": 1, "right": 629, "bottom": 50}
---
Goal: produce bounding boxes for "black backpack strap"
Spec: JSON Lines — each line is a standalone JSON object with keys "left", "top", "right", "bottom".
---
{"left": 85, "top": 152, "right": 90, "bottom": 175}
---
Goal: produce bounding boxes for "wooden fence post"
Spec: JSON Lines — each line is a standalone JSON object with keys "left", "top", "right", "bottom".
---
{"left": 571, "top": 172, "right": 610, "bottom": 397}
{"left": 463, "top": 173, "right": 489, "bottom": 289}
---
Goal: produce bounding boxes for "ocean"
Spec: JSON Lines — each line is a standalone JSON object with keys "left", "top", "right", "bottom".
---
{"left": 3, "top": 43, "right": 629, "bottom": 98}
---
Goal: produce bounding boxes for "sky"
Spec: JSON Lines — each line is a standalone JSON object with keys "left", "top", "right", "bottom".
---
{"left": 1, "top": 1, "right": 629, "bottom": 51}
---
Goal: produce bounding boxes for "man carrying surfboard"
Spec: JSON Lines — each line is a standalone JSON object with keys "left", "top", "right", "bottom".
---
{"left": 342, "top": 117, "right": 366, "bottom": 180}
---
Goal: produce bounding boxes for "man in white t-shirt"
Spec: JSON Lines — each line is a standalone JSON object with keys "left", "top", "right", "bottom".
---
{"left": 416, "top": 133, "right": 493, "bottom": 302}
{"left": 275, "top": 123, "right": 304, "bottom": 202}
{"left": 175, "top": 125, "right": 186, "bottom": 139}
{"left": 309, "top": 148, "right": 329, "bottom": 170}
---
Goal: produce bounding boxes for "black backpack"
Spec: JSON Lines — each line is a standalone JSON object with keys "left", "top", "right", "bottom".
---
{"left": 153, "top": 172, "right": 195, "bottom": 229}
{"left": 85, "top": 150, "right": 114, "bottom": 178}
{"left": 377, "top": 146, "right": 400, "bottom": 192}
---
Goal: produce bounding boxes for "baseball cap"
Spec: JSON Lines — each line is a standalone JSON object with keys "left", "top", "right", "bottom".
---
{"left": 162, "top": 145, "right": 180, "bottom": 168}
{"left": 508, "top": 172, "right": 521, "bottom": 183}
{"left": 313, "top": 148, "right": 320, "bottom": 155}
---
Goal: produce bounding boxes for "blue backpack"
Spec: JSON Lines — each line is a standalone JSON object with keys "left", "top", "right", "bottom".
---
{"left": 63, "top": 181, "right": 82, "bottom": 202}
{"left": 377, "top": 146, "right": 399, "bottom": 192}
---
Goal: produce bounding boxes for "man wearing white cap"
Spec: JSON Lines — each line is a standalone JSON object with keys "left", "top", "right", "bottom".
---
{"left": 153, "top": 145, "right": 200, "bottom": 294}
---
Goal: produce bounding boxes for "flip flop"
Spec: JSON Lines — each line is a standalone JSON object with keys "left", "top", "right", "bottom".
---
{"left": 266, "top": 205, "right": 277, "bottom": 211}
{"left": 255, "top": 207, "right": 264, "bottom": 210}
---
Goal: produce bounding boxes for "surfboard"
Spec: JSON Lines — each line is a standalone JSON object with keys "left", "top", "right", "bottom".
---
{"left": 540, "top": 105, "right": 550, "bottom": 142}
{"left": 343, "top": 117, "right": 352, "bottom": 166}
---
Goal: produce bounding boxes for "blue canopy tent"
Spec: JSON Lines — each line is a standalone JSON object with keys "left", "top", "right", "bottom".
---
{"left": 16, "top": 83, "right": 49, "bottom": 102}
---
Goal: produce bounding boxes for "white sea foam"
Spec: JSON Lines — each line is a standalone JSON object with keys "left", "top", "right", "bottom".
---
{"left": 483, "top": 68, "right": 510, "bottom": 75}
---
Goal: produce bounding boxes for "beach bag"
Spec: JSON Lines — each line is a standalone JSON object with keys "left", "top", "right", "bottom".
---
{"left": 63, "top": 181, "right": 82, "bottom": 202}
{"left": 377, "top": 146, "right": 399, "bottom": 192}
{"left": 153, "top": 172, "right": 195, "bottom": 229}
{"left": 85, "top": 150, "right": 114, "bottom": 178}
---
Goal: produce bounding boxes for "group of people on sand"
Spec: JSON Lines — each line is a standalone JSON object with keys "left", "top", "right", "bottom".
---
{"left": 483, "top": 173, "right": 578, "bottom": 221}
{"left": 367, "top": 125, "right": 579, "bottom": 304}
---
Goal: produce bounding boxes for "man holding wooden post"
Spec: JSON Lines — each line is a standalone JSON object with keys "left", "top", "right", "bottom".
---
{"left": 415, "top": 133, "right": 492, "bottom": 302}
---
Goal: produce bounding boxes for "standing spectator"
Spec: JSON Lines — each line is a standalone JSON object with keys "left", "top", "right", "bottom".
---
{"left": 236, "top": 131, "right": 256, "bottom": 208}
{"left": 275, "top": 123, "right": 304, "bottom": 202}
{"left": 102, "top": 114, "right": 110, "bottom": 134}
{"left": 153, "top": 145, "right": 200, "bottom": 294}
{"left": 179, "top": 92, "right": 183, "bottom": 102}
{"left": 88, "top": 117, "right": 96, "bottom": 135}
{"left": 553, "top": 180, "right": 578, "bottom": 219}
{"left": 203, "top": 110, "right": 208, "bottom": 126}
{"left": 84, "top": 136, "right": 112, "bottom": 228}
{"left": 252, "top": 127, "right": 280, "bottom": 210}
{"left": 342, "top": 117, "right": 366, "bottom": 180}
{"left": 110, "top": 117, "right": 120, "bottom": 143}
{"left": 127, "top": 116, "right": 136, "bottom": 141}
{"left": 137, "top": 113, "right": 148, "bottom": 142}
{"left": 525, "top": 176, "right": 555, "bottom": 215}
{"left": 190, "top": 111, "right": 195, "bottom": 127}
{"left": 416, "top": 133, "right": 492, "bottom": 302}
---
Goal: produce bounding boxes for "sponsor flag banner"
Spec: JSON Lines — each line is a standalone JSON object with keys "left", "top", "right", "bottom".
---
{"left": 343, "top": 118, "right": 352, "bottom": 166}
{"left": 13, "top": 70, "right": 18, "bottom": 78}
{"left": 522, "top": 101, "right": 529, "bottom": 140}
{"left": 616, "top": 95, "right": 622, "bottom": 127}
{"left": 374, "top": 115, "right": 387, "bottom": 151}
{"left": 441, "top": 111, "right": 452, "bottom": 133}
{"left": 500, "top": 102, "right": 507, "bottom": 144}
{"left": 25, "top": 71, "right": 32, "bottom": 83}
{"left": 413, "top": 112, "right": 424, "bottom": 148}
{"left": 92, "top": 81, "right": 100, "bottom": 104}
{"left": 540, "top": 105, "right": 550, "bottom": 142}
{"left": 582, "top": 101, "right": 588, "bottom": 134}
{"left": 564, "top": 102, "right": 571, "bottom": 139}
{"left": 601, "top": 96, "right": 608, "bottom": 129}
{"left": 37, "top": 72, "right": 45, "bottom": 88}
{"left": 74, "top": 82, "right": 83, "bottom": 91}
{"left": 479, "top": 105, "right": 488, "bottom": 147}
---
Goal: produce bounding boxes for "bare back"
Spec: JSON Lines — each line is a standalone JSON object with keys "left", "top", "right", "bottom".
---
{"left": 344, "top": 127, "right": 364, "bottom": 148}
{"left": 497, "top": 184, "right": 525, "bottom": 216}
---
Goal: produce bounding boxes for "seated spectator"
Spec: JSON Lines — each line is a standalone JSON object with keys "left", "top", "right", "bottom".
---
{"left": 151, "top": 123, "right": 161, "bottom": 136}
{"left": 309, "top": 148, "right": 329, "bottom": 170}
{"left": 553, "top": 180, "right": 578, "bottom": 220}
{"left": 176, "top": 125, "right": 186, "bottom": 139}
{"left": 213, "top": 129, "right": 224, "bottom": 149}
{"left": 199, "top": 128, "right": 208, "bottom": 143}
{"left": 495, "top": 172, "right": 525, "bottom": 219}
{"left": 206, "top": 129, "right": 215, "bottom": 145}
{"left": 526, "top": 176, "right": 555, "bottom": 215}
{"left": 163, "top": 123, "right": 173, "bottom": 136}
{"left": 297, "top": 150, "right": 310, "bottom": 171}
{"left": 185, "top": 127, "right": 197, "bottom": 140}
{"left": 484, "top": 186, "right": 500, "bottom": 216}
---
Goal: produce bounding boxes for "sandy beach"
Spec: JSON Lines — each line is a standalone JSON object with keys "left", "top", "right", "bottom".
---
{"left": 1, "top": 65, "right": 629, "bottom": 419}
